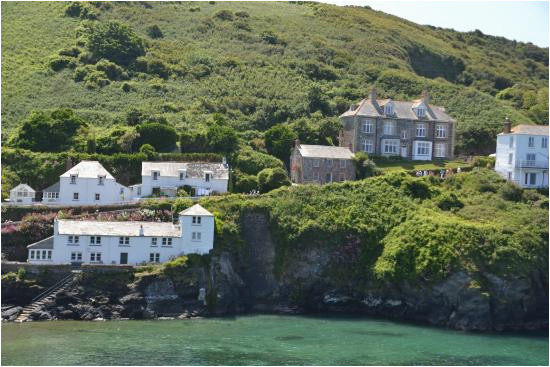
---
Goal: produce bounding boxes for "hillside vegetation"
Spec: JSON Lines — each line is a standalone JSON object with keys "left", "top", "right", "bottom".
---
{"left": 1, "top": 1, "right": 548, "bottom": 159}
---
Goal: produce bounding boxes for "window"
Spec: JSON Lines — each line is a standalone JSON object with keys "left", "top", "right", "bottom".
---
{"left": 68, "top": 235, "right": 79, "bottom": 244}
{"left": 98, "top": 176, "right": 105, "bottom": 185}
{"left": 36, "top": 251, "right": 41, "bottom": 260}
{"left": 119, "top": 237, "right": 130, "bottom": 245}
{"left": 382, "top": 139, "right": 399, "bottom": 154}
{"left": 383, "top": 121, "right": 396, "bottom": 135}
{"left": 95, "top": 193, "right": 100, "bottom": 201}
{"left": 526, "top": 153, "right": 536, "bottom": 162}
{"left": 508, "top": 153, "right": 513, "bottom": 164}
{"left": 416, "top": 142, "right": 431, "bottom": 156}
{"left": 137, "top": 187, "right": 141, "bottom": 196}
{"left": 339, "top": 160, "right": 346, "bottom": 168}
{"left": 205, "top": 173, "right": 211, "bottom": 182}
{"left": 384, "top": 104, "right": 393, "bottom": 115}
{"left": 340, "top": 173, "right": 346, "bottom": 181}
{"left": 70, "top": 175, "right": 77, "bottom": 184}
{"left": 42, "top": 250, "right": 47, "bottom": 259}
{"left": 73, "top": 192, "right": 79, "bottom": 200}
{"left": 542, "top": 137, "right": 548, "bottom": 149}
{"left": 151, "top": 238, "right": 158, "bottom": 247}
{"left": 416, "top": 124, "right": 426, "bottom": 137}
{"left": 150, "top": 253, "right": 160, "bottom": 263}
{"left": 362, "top": 120, "right": 374, "bottom": 133}
{"left": 153, "top": 171, "right": 159, "bottom": 180}
{"left": 192, "top": 232, "right": 202, "bottom": 241}
{"left": 313, "top": 159, "right": 320, "bottom": 168}
{"left": 434, "top": 143, "right": 446, "bottom": 158}
{"left": 192, "top": 216, "right": 202, "bottom": 225}
{"left": 90, "top": 236, "right": 101, "bottom": 245}
{"left": 528, "top": 136, "right": 535, "bottom": 147}
{"left": 30, "top": 250, "right": 35, "bottom": 259}
{"left": 524, "top": 173, "right": 537, "bottom": 186}
{"left": 416, "top": 108, "right": 425, "bottom": 117}
{"left": 90, "top": 252, "right": 102, "bottom": 262}
{"left": 325, "top": 173, "right": 333, "bottom": 183}
{"left": 509, "top": 136, "right": 514, "bottom": 148}
{"left": 362, "top": 139, "right": 373, "bottom": 153}
{"left": 162, "top": 237, "right": 172, "bottom": 246}
{"left": 47, "top": 250, "right": 52, "bottom": 260}
{"left": 326, "top": 159, "right": 333, "bottom": 167}
{"left": 120, "top": 188, "right": 124, "bottom": 195}
{"left": 435, "top": 125, "right": 446, "bottom": 138}
{"left": 312, "top": 171, "right": 320, "bottom": 181}
{"left": 71, "top": 252, "right": 82, "bottom": 261}
{"left": 179, "top": 172, "right": 185, "bottom": 180}
{"left": 507, "top": 171, "right": 512, "bottom": 180}
{"left": 401, "top": 130, "right": 407, "bottom": 139}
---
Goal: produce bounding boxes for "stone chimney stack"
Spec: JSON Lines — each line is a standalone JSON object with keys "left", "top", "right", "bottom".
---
{"left": 503, "top": 117, "right": 512, "bottom": 134}
{"left": 421, "top": 90, "right": 430, "bottom": 105}
{"left": 139, "top": 225, "right": 144, "bottom": 236}
{"left": 295, "top": 139, "right": 301, "bottom": 148}
{"left": 369, "top": 87, "right": 377, "bottom": 103}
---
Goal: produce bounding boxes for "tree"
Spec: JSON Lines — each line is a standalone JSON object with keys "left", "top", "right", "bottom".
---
{"left": 206, "top": 124, "right": 239, "bottom": 154}
{"left": 180, "top": 130, "right": 209, "bottom": 153}
{"left": 353, "top": 152, "right": 380, "bottom": 179}
{"left": 233, "top": 171, "right": 259, "bottom": 193}
{"left": 85, "top": 21, "right": 145, "bottom": 66}
{"left": 257, "top": 167, "right": 291, "bottom": 193}
{"left": 135, "top": 123, "right": 177, "bottom": 152}
{"left": 139, "top": 143, "right": 157, "bottom": 159}
{"left": 146, "top": 24, "right": 164, "bottom": 39}
{"left": 264, "top": 124, "right": 297, "bottom": 164}
{"left": 118, "top": 129, "right": 140, "bottom": 153}
{"left": 11, "top": 109, "right": 87, "bottom": 152}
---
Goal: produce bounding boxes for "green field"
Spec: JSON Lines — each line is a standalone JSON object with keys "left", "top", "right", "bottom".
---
{"left": 374, "top": 159, "right": 469, "bottom": 172}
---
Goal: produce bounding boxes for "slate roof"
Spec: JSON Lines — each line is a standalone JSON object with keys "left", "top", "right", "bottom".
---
{"left": 502, "top": 124, "right": 549, "bottom": 136}
{"left": 297, "top": 145, "right": 355, "bottom": 159}
{"left": 43, "top": 182, "right": 60, "bottom": 193}
{"left": 57, "top": 220, "right": 182, "bottom": 237}
{"left": 142, "top": 162, "right": 229, "bottom": 180}
{"left": 179, "top": 204, "right": 214, "bottom": 216}
{"left": 61, "top": 161, "right": 114, "bottom": 179}
{"left": 10, "top": 184, "right": 35, "bottom": 193}
{"left": 340, "top": 98, "right": 454, "bottom": 122}
{"left": 27, "top": 236, "right": 54, "bottom": 249}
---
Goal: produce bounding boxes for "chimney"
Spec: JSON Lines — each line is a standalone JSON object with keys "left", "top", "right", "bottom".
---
{"left": 503, "top": 117, "right": 512, "bottom": 134}
{"left": 139, "top": 225, "right": 144, "bottom": 236}
{"left": 295, "top": 139, "right": 301, "bottom": 148}
{"left": 54, "top": 218, "right": 59, "bottom": 235}
{"left": 369, "top": 87, "right": 377, "bottom": 103}
{"left": 421, "top": 90, "right": 430, "bottom": 105}
{"left": 348, "top": 143, "right": 353, "bottom": 151}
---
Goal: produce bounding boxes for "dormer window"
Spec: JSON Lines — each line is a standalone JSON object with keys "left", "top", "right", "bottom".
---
{"left": 416, "top": 108, "right": 426, "bottom": 117}
{"left": 153, "top": 171, "right": 159, "bottom": 180}
{"left": 98, "top": 175, "right": 105, "bottom": 185}
{"left": 179, "top": 170, "right": 187, "bottom": 181}
{"left": 70, "top": 175, "right": 77, "bottom": 184}
{"left": 384, "top": 104, "right": 393, "bottom": 115}
{"left": 205, "top": 172, "right": 212, "bottom": 182}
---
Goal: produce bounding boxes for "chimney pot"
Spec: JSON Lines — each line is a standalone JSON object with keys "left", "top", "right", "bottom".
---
{"left": 369, "top": 87, "right": 377, "bottom": 102}
{"left": 503, "top": 117, "right": 512, "bottom": 134}
{"left": 139, "top": 225, "right": 144, "bottom": 236}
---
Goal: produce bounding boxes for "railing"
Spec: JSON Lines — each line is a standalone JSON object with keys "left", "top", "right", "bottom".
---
{"left": 30, "top": 273, "right": 74, "bottom": 304}
{"left": 518, "top": 160, "right": 549, "bottom": 169}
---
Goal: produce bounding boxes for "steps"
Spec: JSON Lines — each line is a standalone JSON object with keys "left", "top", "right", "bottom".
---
{"left": 14, "top": 272, "right": 76, "bottom": 323}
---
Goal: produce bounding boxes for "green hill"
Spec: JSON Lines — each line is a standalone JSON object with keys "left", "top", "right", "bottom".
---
{"left": 1, "top": 1, "right": 548, "bottom": 155}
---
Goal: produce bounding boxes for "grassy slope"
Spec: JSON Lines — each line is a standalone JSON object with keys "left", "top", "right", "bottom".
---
{"left": 1, "top": 1, "right": 547, "bottom": 146}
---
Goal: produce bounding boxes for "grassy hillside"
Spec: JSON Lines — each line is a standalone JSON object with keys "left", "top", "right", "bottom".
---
{"left": 1, "top": 1, "right": 548, "bottom": 155}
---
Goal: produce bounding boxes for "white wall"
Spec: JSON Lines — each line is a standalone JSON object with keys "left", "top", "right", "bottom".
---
{"left": 140, "top": 174, "right": 228, "bottom": 197}
{"left": 58, "top": 177, "right": 133, "bottom": 205}
{"left": 179, "top": 215, "right": 215, "bottom": 254}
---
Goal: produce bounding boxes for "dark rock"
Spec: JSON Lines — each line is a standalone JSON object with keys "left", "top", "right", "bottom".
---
{"left": 58, "top": 309, "right": 75, "bottom": 320}
{"left": 2, "top": 306, "right": 22, "bottom": 320}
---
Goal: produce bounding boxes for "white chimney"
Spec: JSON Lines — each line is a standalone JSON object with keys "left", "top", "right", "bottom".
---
{"left": 139, "top": 225, "right": 144, "bottom": 236}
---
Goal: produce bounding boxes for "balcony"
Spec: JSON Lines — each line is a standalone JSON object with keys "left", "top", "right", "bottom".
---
{"left": 518, "top": 160, "right": 549, "bottom": 169}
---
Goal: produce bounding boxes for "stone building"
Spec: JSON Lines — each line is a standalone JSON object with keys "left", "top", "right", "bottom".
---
{"left": 290, "top": 140, "right": 355, "bottom": 184}
{"left": 340, "top": 89, "right": 455, "bottom": 160}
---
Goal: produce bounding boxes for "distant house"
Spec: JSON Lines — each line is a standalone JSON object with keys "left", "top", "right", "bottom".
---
{"left": 340, "top": 89, "right": 455, "bottom": 160}
{"left": 290, "top": 140, "right": 355, "bottom": 184}
{"left": 132, "top": 161, "right": 229, "bottom": 198}
{"left": 494, "top": 120, "right": 549, "bottom": 188}
{"left": 9, "top": 184, "right": 36, "bottom": 204}
{"left": 42, "top": 161, "right": 133, "bottom": 205}
{"left": 27, "top": 204, "right": 215, "bottom": 265}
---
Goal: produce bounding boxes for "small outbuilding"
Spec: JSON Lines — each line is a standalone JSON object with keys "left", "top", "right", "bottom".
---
{"left": 9, "top": 184, "right": 36, "bottom": 204}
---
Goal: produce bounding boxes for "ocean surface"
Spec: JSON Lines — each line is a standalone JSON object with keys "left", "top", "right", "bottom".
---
{"left": 1, "top": 315, "right": 548, "bottom": 365}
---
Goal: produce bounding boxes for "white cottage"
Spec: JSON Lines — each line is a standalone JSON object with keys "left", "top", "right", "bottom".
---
{"left": 27, "top": 204, "right": 215, "bottom": 265}
{"left": 495, "top": 122, "right": 549, "bottom": 188}
{"left": 9, "top": 184, "right": 36, "bottom": 204}
{"left": 44, "top": 161, "right": 133, "bottom": 205}
{"left": 132, "top": 161, "right": 229, "bottom": 198}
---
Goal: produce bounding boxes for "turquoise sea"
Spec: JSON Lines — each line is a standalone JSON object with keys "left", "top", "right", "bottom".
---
{"left": 1, "top": 315, "right": 548, "bottom": 365}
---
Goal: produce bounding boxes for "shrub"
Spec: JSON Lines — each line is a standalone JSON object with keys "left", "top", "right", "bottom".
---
{"left": 258, "top": 167, "right": 291, "bottom": 193}
{"left": 49, "top": 56, "right": 77, "bottom": 71}
{"left": 172, "top": 198, "right": 193, "bottom": 213}
{"left": 83, "top": 70, "right": 110, "bottom": 89}
{"left": 85, "top": 21, "right": 145, "bottom": 66}
{"left": 65, "top": 1, "right": 98, "bottom": 19}
{"left": 135, "top": 123, "right": 178, "bottom": 152}
{"left": 139, "top": 144, "right": 157, "bottom": 159}
{"left": 435, "top": 192, "right": 464, "bottom": 211}
{"left": 498, "top": 182, "right": 523, "bottom": 202}
{"left": 235, "top": 11, "right": 249, "bottom": 18}
{"left": 264, "top": 124, "right": 297, "bottom": 164}
{"left": 472, "top": 156, "right": 496, "bottom": 168}
{"left": 234, "top": 147, "right": 284, "bottom": 175}
{"left": 261, "top": 31, "right": 285, "bottom": 45}
{"left": 401, "top": 179, "right": 432, "bottom": 199}
{"left": 16, "top": 267, "right": 26, "bottom": 280}
{"left": 58, "top": 47, "right": 81, "bottom": 57}
{"left": 146, "top": 24, "right": 164, "bottom": 39}
{"left": 206, "top": 124, "right": 239, "bottom": 154}
{"left": 233, "top": 171, "right": 259, "bottom": 193}
{"left": 95, "top": 59, "right": 126, "bottom": 80}
{"left": 214, "top": 10, "right": 234, "bottom": 21}
{"left": 146, "top": 59, "right": 170, "bottom": 79}
{"left": 189, "top": 6, "right": 200, "bottom": 12}
{"left": 162, "top": 256, "right": 188, "bottom": 277}
{"left": 180, "top": 130, "right": 209, "bottom": 153}
{"left": 121, "top": 82, "right": 133, "bottom": 92}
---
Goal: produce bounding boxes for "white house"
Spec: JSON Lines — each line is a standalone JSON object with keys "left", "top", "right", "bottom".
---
{"left": 27, "top": 204, "right": 215, "bottom": 265}
{"left": 132, "top": 161, "right": 229, "bottom": 198}
{"left": 495, "top": 122, "right": 549, "bottom": 188}
{"left": 9, "top": 184, "right": 36, "bottom": 204}
{"left": 42, "top": 161, "right": 133, "bottom": 205}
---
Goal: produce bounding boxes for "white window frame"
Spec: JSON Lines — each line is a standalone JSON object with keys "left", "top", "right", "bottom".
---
{"left": 524, "top": 172, "right": 537, "bottom": 186}
{"left": 384, "top": 104, "right": 393, "bottom": 115}
{"left": 435, "top": 124, "right": 446, "bottom": 138}
{"left": 434, "top": 143, "right": 446, "bottom": 158}
{"left": 339, "top": 160, "right": 346, "bottom": 168}
{"left": 363, "top": 139, "right": 373, "bottom": 153}
{"left": 312, "top": 171, "right": 320, "bottom": 182}
{"left": 416, "top": 108, "right": 425, "bottom": 117}
{"left": 542, "top": 137, "right": 548, "bottom": 149}
{"left": 401, "top": 130, "right": 407, "bottom": 139}
{"left": 312, "top": 159, "right": 320, "bottom": 168}
{"left": 382, "top": 139, "right": 399, "bottom": 155}
{"left": 150, "top": 253, "right": 160, "bottom": 263}
{"left": 70, "top": 175, "right": 77, "bottom": 184}
{"left": 416, "top": 141, "right": 431, "bottom": 156}
{"left": 98, "top": 176, "right": 105, "bottom": 185}
{"left": 509, "top": 136, "right": 514, "bottom": 148}
{"left": 192, "top": 232, "right": 201, "bottom": 241}
{"left": 151, "top": 237, "right": 157, "bottom": 247}
{"left": 416, "top": 124, "right": 426, "bottom": 138}
{"left": 526, "top": 153, "right": 536, "bottom": 161}
{"left": 30, "top": 250, "right": 35, "bottom": 259}
{"left": 73, "top": 192, "right": 79, "bottom": 201}
{"left": 508, "top": 153, "right": 513, "bottom": 164}
{"left": 528, "top": 136, "right": 535, "bottom": 148}
{"left": 362, "top": 120, "right": 374, "bottom": 133}
{"left": 192, "top": 216, "right": 202, "bottom": 225}
{"left": 326, "top": 159, "right": 333, "bottom": 167}
{"left": 153, "top": 171, "right": 159, "bottom": 180}
{"left": 95, "top": 193, "right": 100, "bottom": 201}
{"left": 71, "top": 252, "right": 82, "bottom": 261}
{"left": 383, "top": 121, "right": 396, "bottom": 135}
{"left": 119, "top": 237, "right": 130, "bottom": 245}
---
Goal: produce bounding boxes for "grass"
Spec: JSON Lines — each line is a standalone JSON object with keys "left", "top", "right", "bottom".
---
{"left": 374, "top": 159, "right": 469, "bottom": 172}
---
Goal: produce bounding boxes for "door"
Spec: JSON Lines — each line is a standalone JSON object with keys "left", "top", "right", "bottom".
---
{"left": 401, "top": 146, "right": 407, "bottom": 158}
{"left": 120, "top": 253, "right": 128, "bottom": 265}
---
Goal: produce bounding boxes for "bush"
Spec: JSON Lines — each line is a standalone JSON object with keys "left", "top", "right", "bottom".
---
{"left": 214, "top": 10, "right": 234, "bottom": 21}
{"left": 264, "top": 124, "right": 297, "bottom": 164}
{"left": 172, "top": 198, "right": 193, "bottom": 213}
{"left": 95, "top": 59, "right": 127, "bottom": 80}
{"left": 258, "top": 167, "right": 291, "bottom": 193}
{"left": 146, "top": 24, "right": 164, "bottom": 39}
{"left": 121, "top": 82, "right": 133, "bottom": 92}
{"left": 234, "top": 147, "right": 284, "bottom": 175}
{"left": 59, "top": 47, "right": 81, "bottom": 57}
{"left": 135, "top": 123, "right": 178, "bottom": 152}
{"left": 233, "top": 171, "right": 259, "bottom": 193}
{"left": 235, "top": 11, "right": 249, "bottom": 18}
{"left": 146, "top": 58, "right": 170, "bottom": 79}
{"left": 83, "top": 70, "right": 110, "bottom": 89}
{"left": 499, "top": 182, "right": 523, "bottom": 202}
{"left": 65, "top": 1, "right": 98, "bottom": 19}
{"left": 162, "top": 256, "right": 188, "bottom": 277}
{"left": 206, "top": 124, "right": 239, "bottom": 154}
{"left": 401, "top": 179, "right": 432, "bottom": 199}
{"left": 261, "top": 30, "right": 284, "bottom": 45}
{"left": 49, "top": 56, "right": 77, "bottom": 71}
{"left": 180, "top": 130, "right": 209, "bottom": 153}
{"left": 85, "top": 21, "right": 145, "bottom": 66}
{"left": 435, "top": 192, "right": 464, "bottom": 211}
{"left": 139, "top": 144, "right": 157, "bottom": 159}
{"left": 472, "top": 156, "right": 495, "bottom": 168}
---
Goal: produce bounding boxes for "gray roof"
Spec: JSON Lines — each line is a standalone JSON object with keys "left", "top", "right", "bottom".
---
{"left": 340, "top": 98, "right": 454, "bottom": 122}
{"left": 43, "top": 181, "right": 60, "bottom": 193}
{"left": 297, "top": 145, "right": 354, "bottom": 159}
{"left": 57, "top": 220, "right": 182, "bottom": 237}
{"left": 61, "top": 161, "right": 114, "bottom": 179}
{"left": 10, "top": 184, "right": 35, "bottom": 193}
{"left": 179, "top": 204, "right": 214, "bottom": 216}
{"left": 142, "top": 162, "right": 229, "bottom": 180}
{"left": 27, "top": 236, "right": 54, "bottom": 249}
{"left": 500, "top": 124, "right": 549, "bottom": 136}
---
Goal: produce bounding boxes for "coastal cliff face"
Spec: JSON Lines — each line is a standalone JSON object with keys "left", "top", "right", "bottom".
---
{"left": 4, "top": 211, "right": 546, "bottom": 331}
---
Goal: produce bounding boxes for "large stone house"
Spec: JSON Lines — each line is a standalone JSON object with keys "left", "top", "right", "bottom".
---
{"left": 339, "top": 89, "right": 455, "bottom": 160}
{"left": 27, "top": 204, "right": 215, "bottom": 265}
{"left": 494, "top": 121, "right": 549, "bottom": 188}
{"left": 290, "top": 140, "right": 355, "bottom": 184}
